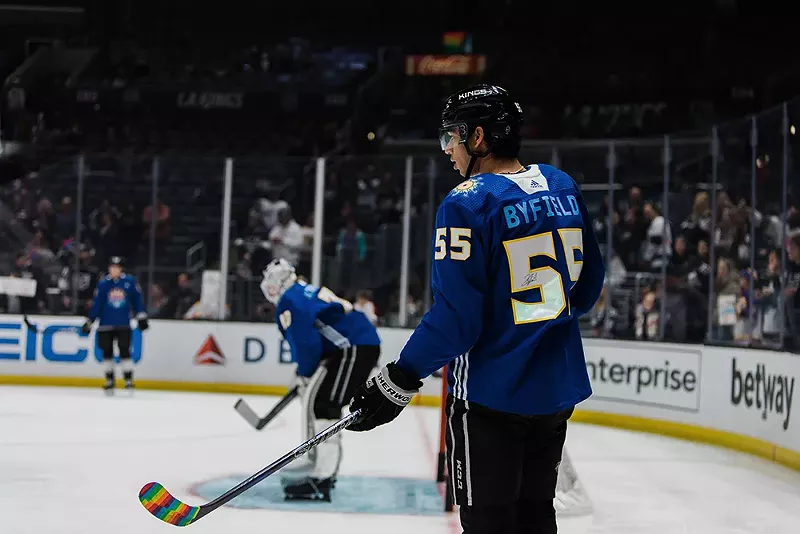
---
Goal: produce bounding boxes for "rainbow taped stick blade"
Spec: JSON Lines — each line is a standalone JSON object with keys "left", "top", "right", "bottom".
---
{"left": 139, "top": 482, "right": 201, "bottom": 527}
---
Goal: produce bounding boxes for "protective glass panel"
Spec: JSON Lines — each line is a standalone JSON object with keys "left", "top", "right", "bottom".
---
{"left": 319, "top": 155, "right": 408, "bottom": 325}
{"left": 227, "top": 156, "right": 314, "bottom": 322}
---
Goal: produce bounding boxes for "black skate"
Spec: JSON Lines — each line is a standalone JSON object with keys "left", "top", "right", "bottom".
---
{"left": 103, "top": 378, "right": 115, "bottom": 396}
{"left": 283, "top": 477, "right": 333, "bottom": 502}
{"left": 123, "top": 371, "right": 134, "bottom": 395}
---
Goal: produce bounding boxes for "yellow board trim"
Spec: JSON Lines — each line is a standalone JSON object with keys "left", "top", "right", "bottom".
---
{"left": 2, "top": 375, "right": 798, "bottom": 473}
{"left": 569, "top": 409, "right": 800, "bottom": 473}
{"left": 0, "top": 375, "right": 288, "bottom": 396}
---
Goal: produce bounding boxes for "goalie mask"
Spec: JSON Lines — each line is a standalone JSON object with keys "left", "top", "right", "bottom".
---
{"left": 260, "top": 258, "right": 298, "bottom": 305}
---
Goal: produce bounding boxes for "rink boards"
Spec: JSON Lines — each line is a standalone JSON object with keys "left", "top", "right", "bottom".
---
{"left": 0, "top": 314, "right": 798, "bottom": 472}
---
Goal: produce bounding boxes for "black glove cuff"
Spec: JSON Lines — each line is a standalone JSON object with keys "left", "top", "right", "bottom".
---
{"left": 374, "top": 364, "right": 420, "bottom": 407}
{"left": 386, "top": 362, "right": 423, "bottom": 391}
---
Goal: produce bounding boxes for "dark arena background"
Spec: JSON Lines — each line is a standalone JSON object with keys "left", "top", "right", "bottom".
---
{"left": 1, "top": 2, "right": 799, "bottom": 533}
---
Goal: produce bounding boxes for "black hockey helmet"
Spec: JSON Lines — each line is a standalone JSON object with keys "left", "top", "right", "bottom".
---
{"left": 109, "top": 256, "right": 125, "bottom": 267}
{"left": 439, "top": 84, "right": 524, "bottom": 164}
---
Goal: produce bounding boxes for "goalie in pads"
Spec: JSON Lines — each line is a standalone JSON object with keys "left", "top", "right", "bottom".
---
{"left": 261, "top": 259, "right": 380, "bottom": 502}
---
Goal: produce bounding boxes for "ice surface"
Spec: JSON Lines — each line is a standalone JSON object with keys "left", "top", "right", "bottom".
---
{"left": 2, "top": 385, "right": 800, "bottom": 534}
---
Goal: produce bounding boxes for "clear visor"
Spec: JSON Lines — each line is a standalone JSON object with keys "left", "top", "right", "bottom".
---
{"left": 439, "top": 123, "right": 467, "bottom": 150}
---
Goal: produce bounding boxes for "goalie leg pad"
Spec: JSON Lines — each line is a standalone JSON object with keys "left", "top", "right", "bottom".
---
{"left": 281, "top": 365, "right": 328, "bottom": 479}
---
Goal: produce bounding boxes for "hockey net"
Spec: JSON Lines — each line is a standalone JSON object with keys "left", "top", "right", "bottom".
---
{"left": 435, "top": 365, "right": 592, "bottom": 516}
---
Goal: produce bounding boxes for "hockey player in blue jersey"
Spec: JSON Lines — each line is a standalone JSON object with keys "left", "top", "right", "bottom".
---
{"left": 82, "top": 256, "right": 148, "bottom": 394}
{"left": 260, "top": 258, "right": 381, "bottom": 502}
{"left": 348, "top": 85, "right": 605, "bottom": 533}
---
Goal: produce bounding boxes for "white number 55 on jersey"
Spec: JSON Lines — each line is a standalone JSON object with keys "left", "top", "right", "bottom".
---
{"left": 435, "top": 226, "right": 583, "bottom": 325}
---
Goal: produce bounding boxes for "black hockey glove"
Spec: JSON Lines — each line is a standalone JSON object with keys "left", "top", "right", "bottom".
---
{"left": 347, "top": 362, "right": 422, "bottom": 432}
{"left": 138, "top": 317, "right": 149, "bottom": 331}
{"left": 80, "top": 319, "right": 93, "bottom": 335}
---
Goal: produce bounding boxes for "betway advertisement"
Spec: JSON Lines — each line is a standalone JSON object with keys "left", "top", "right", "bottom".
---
{"left": 715, "top": 349, "right": 796, "bottom": 442}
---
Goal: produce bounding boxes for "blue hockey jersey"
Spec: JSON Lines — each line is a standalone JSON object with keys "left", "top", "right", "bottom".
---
{"left": 276, "top": 281, "right": 381, "bottom": 377}
{"left": 88, "top": 274, "right": 147, "bottom": 330}
{"left": 397, "top": 164, "right": 605, "bottom": 416}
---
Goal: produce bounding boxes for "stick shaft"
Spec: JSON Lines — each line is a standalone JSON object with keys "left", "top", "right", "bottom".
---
{"left": 314, "top": 319, "right": 350, "bottom": 349}
{"left": 203, "top": 409, "right": 362, "bottom": 512}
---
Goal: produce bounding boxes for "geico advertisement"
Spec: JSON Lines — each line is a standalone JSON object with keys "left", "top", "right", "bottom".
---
{"left": 722, "top": 349, "right": 797, "bottom": 433}
{"left": 0, "top": 316, "right": 143, "bottom": 365}
{"left": 584, "top": 343, "right": 701, "bottom": 411}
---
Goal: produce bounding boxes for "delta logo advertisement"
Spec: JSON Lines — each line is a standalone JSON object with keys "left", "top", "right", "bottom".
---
{"left": 194, "top": 335, "right": 226, "bottom": 365}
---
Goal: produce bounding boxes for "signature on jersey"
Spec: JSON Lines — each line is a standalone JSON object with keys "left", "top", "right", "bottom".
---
{"left": 522, "top": 272, "right": 539, "bottom": 287}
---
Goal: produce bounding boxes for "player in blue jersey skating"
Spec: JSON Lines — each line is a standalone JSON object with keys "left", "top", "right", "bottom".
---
{"left": 82, "top": 257, "right": 149, "bottom": 395}
{"left": 260, "top": 258, "right": 381, "bottom": 502}
{"left": 348, "top": 85, "right": 605, "bottom": 533}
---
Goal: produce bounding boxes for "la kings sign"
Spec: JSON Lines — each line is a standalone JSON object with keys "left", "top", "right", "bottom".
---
{"left": 177, "top": 92, "right": 244, "bottom": 110}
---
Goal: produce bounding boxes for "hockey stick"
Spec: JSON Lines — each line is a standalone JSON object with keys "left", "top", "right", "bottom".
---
{"left": 138, "top": 409, "right": 363, "bottom": 527}
{"left": 22, "top": 315, "right": 82, "bottom": 334}
{"left": 233, "top": 319, "right": 350, "bottom": 430}
{"left": 233, "top": 386, "right": 299, "bottom": 430}
{"left": 313, "top": 319, "right": 350, "bottom": 349}
{"left": 232, "top": 319, "right": 348, "bottom": 430}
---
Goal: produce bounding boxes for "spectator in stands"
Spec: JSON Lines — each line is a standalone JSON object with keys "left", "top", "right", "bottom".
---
{"left": 785, "top": 233, "right": 800, "bottom": 349}
{"left": 299, "top": 212, "right": 315, "bottom": 249}
{"left": 171, "top": 273, "right": 199, "bottom": 319}
{"left": 117, "top": 202, "right": 142, "bottom": 267}
{"left": 147, "top": 283, "right": 171, "bottom": 318}
{"left": 142, "top": 197, "right": 171, "bottom": 242}
{"left": 25, "top": 230, "right": 55, "bottom": 267}
{"left": 635, "top": 290, "right": 660, "bottom": 341}
{"left": 754, "top": 249, "right": 783, "bottom": 345}
{"left": 95, "top": 212, "right": 119, "bottom": 263}
{"left": 680, "top": 192, "right": 712, "bottom": 248}
{"left": 354, "top": 289, "right": 378, "bottom": 326}
{"left": 616, "top": 205, "right": 647, "bottom": 270}
{"left": 734, "top": 269, "right": 758, "bottom": 344}
{"left": 714, "top": 203, "right": 748, "bottom": 268}
{"left": 663, "top": 235, "right": 696, "bottom": 342}
{"left": 355, "top": 172, "right": 379, "bottom": 211}
{"left": 233, "top": 208, "right": 272, "bottom": 278}
{"left": 620, "top": 186, "right": 644, "bottom": 215}
{"left": 713, "top": 257, "right": 741, "bottom": 341}
{"left": 55, "top": 196, "right": 76, "bottom": 241}
{"left": 642, "top": 201, "right": 672, "bottom": 271}
{"left": 297, "top": 212, "right": 315, "bottom": 276}
{"left": 0, "top": 255, "right": 47, "bottom": 314}
{"left": 335, "top": 217, "right": 367, "bottom": 296}
{"left": 257, "top": 186, "right": 288, "bottom": 234}
{"left": 33, "top": 197, "right": 56, "bottom": 242}
{"left": 589, "top": 286, "right": 621, "bottom": 338}
{"left": 375, "top": 183, "right": 401, "bottom": 226}
{"left": 57, "top": 244, "right": 99, "bottom": 315}
{"left": 269, "top": 207, "right": 303, "bottom": 267}
{"left": 606, "top": 249, "right": 627, "bottom": 288}
{"left": 243, "top": 208, "right": 270, "bottom": 241}
{"left": 89, "top": 198, "right": 121, "bottom": 234}
{"left": 686, "top": 239, "right": 712, "bottom": 295}
{"left": 337, "top": 200, "right": 355, "bottom": 230}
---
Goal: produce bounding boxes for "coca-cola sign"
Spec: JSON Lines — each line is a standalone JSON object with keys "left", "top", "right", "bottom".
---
{"left": 405, "top": 55, "right": 487, "bottom": 76}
